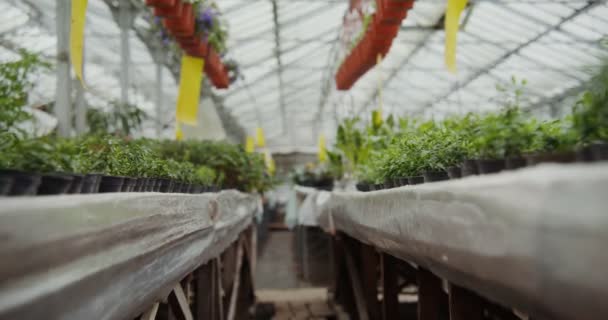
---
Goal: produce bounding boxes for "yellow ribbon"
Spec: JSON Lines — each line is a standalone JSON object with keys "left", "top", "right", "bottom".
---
{"left": 176, "top": 55, "right": 205, "bottom": 125}
{"left": 445, "top": 0, "right": 469, "bottom": 73}
{"left": 256, "top": 127, "right": 266, "bottom": 147}
{"left": 70, "top": 0, "right": 88, "bottom": 86}
{"left": 245, "top": 136, "right": 255, "bottom": 153}
{"left": 175, "top": 121, "right": 184, "bottom": 141}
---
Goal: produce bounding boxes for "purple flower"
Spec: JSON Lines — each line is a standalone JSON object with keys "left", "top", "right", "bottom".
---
{"left": 197, "top": 8, "right": 214, "bottom": 30}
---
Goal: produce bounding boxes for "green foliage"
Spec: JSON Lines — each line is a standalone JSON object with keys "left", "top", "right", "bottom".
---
{"left": 155, "top": 139, "right": 274, "bottom": 192}
{"left": 572, "top": 58, "right": 608, "bottom": 144}
{"left": 86, "top": 101, "right": 147, "bottom": 136}
{"left": 0, "top": 50, "right": 50, "bottom": 135}
{"left": 195, "top": 166, "right": 217, "bottom": 185}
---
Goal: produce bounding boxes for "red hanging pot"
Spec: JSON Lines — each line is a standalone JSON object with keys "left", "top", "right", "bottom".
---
{"left": 146, "top": 0, "right": 176, "bottom": 8}
{"left": 154, "top": 0, "right": 182, "bottom": 18}
{"left": 163, "top": 3, "right": 195, "bottom": 37}
{"left": 187, "top": 41, "right": 211, "bottom": 58}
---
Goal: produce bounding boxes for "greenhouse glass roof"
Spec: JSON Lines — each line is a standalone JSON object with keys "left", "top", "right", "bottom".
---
{"left": 1, "top": 0, "right": 607, "bottom": 152}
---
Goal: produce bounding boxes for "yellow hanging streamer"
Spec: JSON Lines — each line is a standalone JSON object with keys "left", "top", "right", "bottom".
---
{"left": 445, "top": 0, "right": 469, "bottom": 73}
{"left": 264, "top": 151, "right": 276, "bottom": 175}
{"left": 318, "top": 134, "right": 328, "bottom": 163}
{"left": 256, "top": 127, "right": 266, "bottom": 147}
{"left": 245, "top": 136, "right": 255, "bottom": 153}
{"left": 373, "top": 54, "right": 383, "bottom": 127}
{"left": 175, "top": 121, "right": 184, "bottom": 141}
{"left": 70, "top": 0, "right": 88, "bottom": 86}
{"left": 176, "top": 55, "right": 205, "bottom": 125}
{"left": 372, "top": 110, "right": 383, "bottom": 127}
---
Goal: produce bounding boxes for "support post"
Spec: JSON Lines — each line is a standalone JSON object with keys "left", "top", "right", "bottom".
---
{"left": 55, "top": 0, "right": 72, "bottom": 137}
{"left": 417, "top": 268, "right": 448, "bottom": 320}
{"left": 154, "top": 49, "right": 164, "bottom": 137}
{"left": 360, "top": 244, "right": 380, "bottom": 320}
{"left": 167, "top": 283, "right": 194, "bottom": 320}
{"left": 74, "top": 43, "right": 87, "bottom": 134}
{"left": 119, "top": 1, "right": 132, "bottom": 106}
{"left": 448, "top": 284, "right": 484, "bottom": 320}
{"left": 381, "top": 253, "right": 399, "bottom": 320}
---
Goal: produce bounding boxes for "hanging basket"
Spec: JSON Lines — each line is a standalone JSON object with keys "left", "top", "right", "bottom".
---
{"left": 146, "top": 0, "right": 176, "bottom": 8}
{"left": 163, "top": 3, "right": 195, "bottom": 37}
{"left": 153, "top": 0, "right": 182, "bottom": 18}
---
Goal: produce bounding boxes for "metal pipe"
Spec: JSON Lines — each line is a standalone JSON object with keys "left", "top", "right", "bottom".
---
{"left": 54, "top": 0, "right": 72, "bottom": 137}
{"left": 119, "top": 1, "right": 132, "bottom": 106}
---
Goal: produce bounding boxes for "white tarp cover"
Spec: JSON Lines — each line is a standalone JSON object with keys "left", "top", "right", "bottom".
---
{"left": 0, "top": 190, "right": 260, "bottom": 320}
{"left": 318, "top": 163, "right": 608, "bottom": 320}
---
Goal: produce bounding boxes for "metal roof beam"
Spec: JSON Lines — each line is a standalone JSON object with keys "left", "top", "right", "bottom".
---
{"left": 423, "top": 1, "right": 601, "bottom": 111}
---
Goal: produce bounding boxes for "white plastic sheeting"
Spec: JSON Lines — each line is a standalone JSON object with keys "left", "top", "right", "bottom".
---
{"left": 0, "top": 190, "right": 260, "bottom": 320}
{"left": 317, "top": 163, "right": 608, "bottom": 320}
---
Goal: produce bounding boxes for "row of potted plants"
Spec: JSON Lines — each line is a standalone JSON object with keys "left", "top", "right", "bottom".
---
{"left": 352, "top": 77, "right": 608, "bottom": 191}
{"left": 0, "top": 135, "right": 273, "bottom": 197}
{"left": 336, "top": 0, "right": 414, "bottom": 90}
{"left": 146, "top": 0, "right": 232, "bottom": 88}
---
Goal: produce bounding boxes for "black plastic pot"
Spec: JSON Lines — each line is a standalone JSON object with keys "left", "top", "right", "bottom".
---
{"left": 68, "top": 174, "right": 84, "bottom": 194}
{"left": 576, "top": 146, "right": 593, "bottom": 162}
{"left": 159, "top": 179, "right": 173, "bottom": 193}
{"left": 8, "top": 171, "right": 41, "bottom": 196}
{"left": 356, "top": 182, "right": 370, "bottom": 192}
{"left": 99, "top": 176, "right": 125, "bottom": 193}
{"left": 190, "top": 184, "right": 203, "bottom": 194}
{"left": 0, "top": 174, "right": 14, "bottom": 196}
{"left": 383, "top": 180, "right": 394, "bottom": 189}
{"left": 477, "top": 159, "right": 505, "bottom": 174}
{"left": 526, "top": 151, "right": 577, "bottom": 166}
{"left": 423, "top": 170, "right": 449, "bottom": 183}
{"left": 174, "top": 182, "right": 184, "bottom": 193}
{"left": 590, "top": 142, "right": 608, "bottom": 161}
{"left": 373, "top": 183, "right": 384, "bottom": 191}
{"left": 461, "top": 159, "right": 479, "bottom": 177}
{"left": 143, "top": 178, "right": 153, "bottom": 191}
{"left": 152, "top": 179, "right": 162, "bottom": 192}
{"left": 38, "top": 174, "right": 74, "bottom": 195}
{"left": 398, "top": 178, "right": 409, "bottom": 186}
{"left": 120, "top": 178, "right": 135, "bottom": 192}
{"left": 505, "top": 157, "right": 527, "bottom": 170}
{"left": 408, "top": 176, "right": 424, "bottom": 185}
{"left": 82, "top": 174, "right": 102, "bottom": 194}
{"left": 446, "top": 166, "right": 462, "bottom": 180}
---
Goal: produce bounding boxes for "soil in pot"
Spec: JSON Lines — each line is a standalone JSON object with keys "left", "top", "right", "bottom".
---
{"left": 423, "top": 170, "right": 449, "bottom": 183}
{"left": 68, "top": 174, "right": 84, "bottom": 194}
{"left": 99, "top": 176, "right": 125, "bottom": 193}
{"left": 0, "top": 174, "right": 14, "bottom": 196}
{"left": 159, "top": 179, "right": 174, "bottom": 193}
{"left": 446, "top": 166, "right": 462, "bottom": 180}
{"left": 505, "top": 157, "right": 527, "bottom": 170}
{"left": 590, "top": 142, "right": 608, "bottom": 161}
{"left": 37, "top": 174, "right": 74, "bottom": 195}
{"left": 408, "top": 176, "right": 424, "bottom": 185}
{"left": 476, "top": 159, "right": 505, "bottom": 175}
{"left": 525, "top": 151, "right": 577, "bottom": 166}
{"left": 82, "top": 174, "right": 102, "bottom": 194}
{"left": 461, "top": 159, "right": 479, "bottom": 177}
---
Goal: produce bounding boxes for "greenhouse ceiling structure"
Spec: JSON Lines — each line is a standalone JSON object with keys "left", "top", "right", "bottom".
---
{"left": 1, "top": 0, "right": 607, "bottom": 152}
